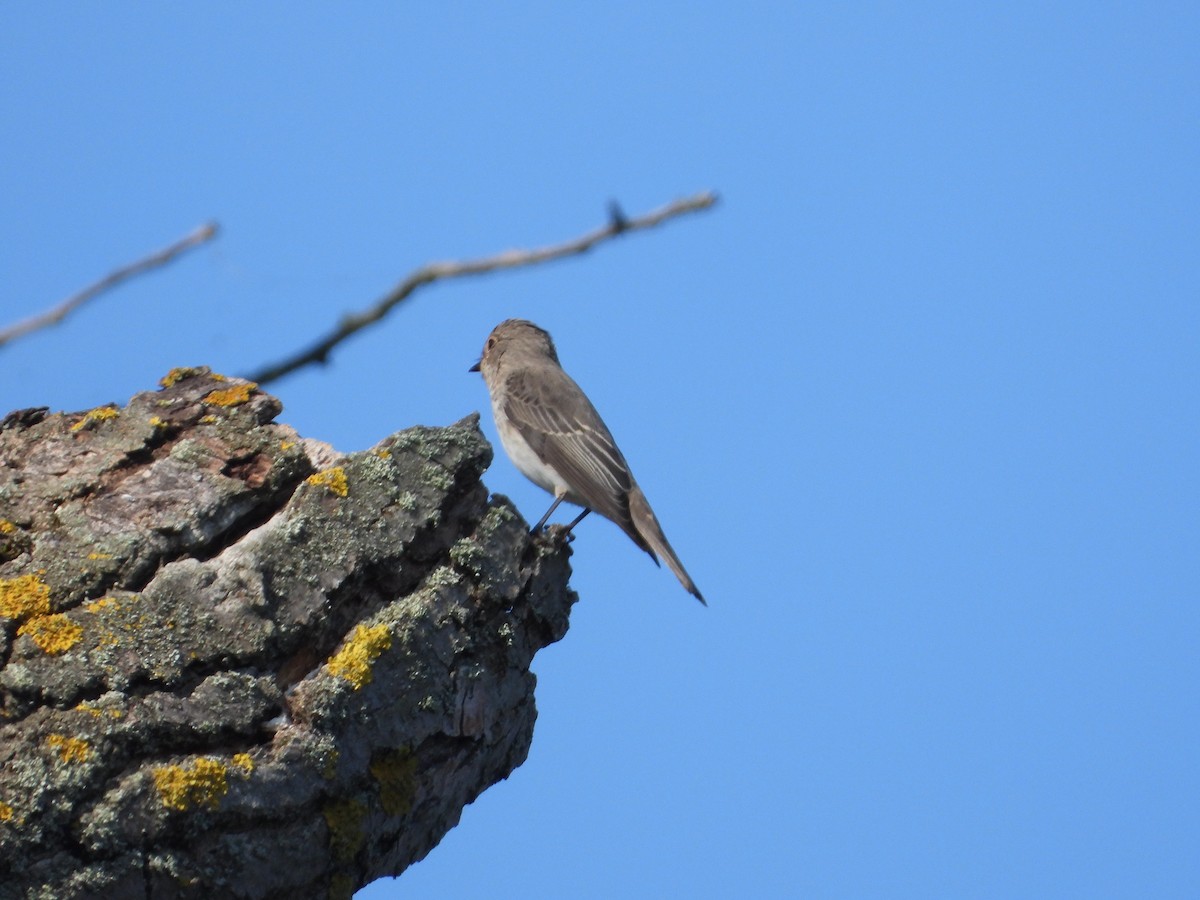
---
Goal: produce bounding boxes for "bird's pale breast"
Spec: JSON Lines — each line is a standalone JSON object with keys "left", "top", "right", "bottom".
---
{"left": 492, "top": 393, "right": 569, "bottom": 497}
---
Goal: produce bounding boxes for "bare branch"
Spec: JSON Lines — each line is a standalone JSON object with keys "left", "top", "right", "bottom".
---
{"left": 247, "top": 191, "right": 718, "bottom": 385}
{"left": 0, "top": 222, "right": 219, "bottom": 349}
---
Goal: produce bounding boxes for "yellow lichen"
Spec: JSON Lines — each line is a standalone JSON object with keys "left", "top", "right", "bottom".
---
{"left": 0, "top": 520, "right": 16, "bottom": 534}
{"left": 328, "top": 874, "right": 356, "bottom": 900}
{"left": 322, "top": 799, "right": 366, "bottom": 862}
{"left": 70, "top": 406, "right": 120, "bottom": 432}
{"left": 306, "top": 467, "right": 349, "bottom": 498}
{"left": 281, "top": 439, "right": 296, "bottom": 451}
{"left": 199, "top": 415, "right": 218, "bottom": 424}
{"left": 148, "top": 416, "right": 168, "bottom": 429}
{"left": 152, "top": 758, "right": 230, "bottom": 811}
{"left": 323, "top": 750, "right": 340, "bottom": 781}
{"left": 370, "top": 748, "right": 417, "bottom": 815}
{"left": 18, "top": 613, "right": 83, "bottom": 655}
{"left": 76, "top": 701, "right": 123, "bottom": 719}
{"left": 232, "top": 753, "right": 254, "bottom": 775}
{"left": 159, "top": 367, "right": 205, "bottom": 388}
{"left": 0, "top": 801, "right": 13, "bottom": 822}
{"left": 70, "top": 406, "right": 119, "bottom": 431}
{"left": 0, "top": 574, "right": 51, "bottom": 620}
{"left": 84, "top": 596, "right": 115, "bottom": 613}
{"left": 203, "top": 382, "right": 257, "bottom": 407}
{"left": 95, "top": 628, "right": 120, "bottom": 649}
{"left": 325, "top": 623, "right": 392, "bottom": 689}
{"left": 87, "top": 552, "right": 113, "bottom": 561}
{"left": 373, "top": 448, "right": 392, "bottom": 459}
{"left": 46, "top": 734, "right": 92, "bottom": 763}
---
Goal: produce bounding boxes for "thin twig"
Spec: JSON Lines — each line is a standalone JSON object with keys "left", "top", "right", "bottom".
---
{"left": 0, "top": 222, "right": 219, "bottom": 350}
{"left": 247, "top": 191, "right": 718, "bottom": 385}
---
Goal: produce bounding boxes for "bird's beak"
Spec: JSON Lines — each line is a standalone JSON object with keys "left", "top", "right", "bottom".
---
{"left": 468, "top": 359, "right": 481, "bottom": 373}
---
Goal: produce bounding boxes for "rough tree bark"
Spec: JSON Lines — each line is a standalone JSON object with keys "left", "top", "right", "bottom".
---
{"left": 0, "top": 369, "right": 576, "bottom": 899}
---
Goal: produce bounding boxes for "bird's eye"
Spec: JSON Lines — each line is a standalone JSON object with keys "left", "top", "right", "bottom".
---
{"left": 486, "top": 337, "right": 496, "bottom": 351}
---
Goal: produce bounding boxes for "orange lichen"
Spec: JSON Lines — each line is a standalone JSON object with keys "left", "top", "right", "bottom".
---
{"left": 0, "top": 520, "right": 16, "bottom": 534}
{"left": 18, "top": 613, "right": 83, "bottom": 655}
{"left": 0, "top": 574, "right": 51, "bottom": 620}
{"left": 0, "top": 801, "right": 13, "bottom": 822}
{"left": 203, "top": 382, "right": 257, "bottom": 407}
{"left": 306, "top": 467, "right": 349, "bottom": 498}
{"left": 46, "top": 734, "right": 92, "bottom": 763}
{"left": 152, "top": 758, "right": 230, "bottom": 811}
{"left": 159, "top": 367, "right": 206, "bottom": 388}
{"left": 326, "top": 623, "right": 392, "bottom": 689}
{"left": 70, "top": 406, "right": 120, "bottom": 432}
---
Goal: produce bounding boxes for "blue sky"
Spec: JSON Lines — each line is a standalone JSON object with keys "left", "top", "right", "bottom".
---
{"left": 3, "top": 4, "right": 1198, "bottom": 897}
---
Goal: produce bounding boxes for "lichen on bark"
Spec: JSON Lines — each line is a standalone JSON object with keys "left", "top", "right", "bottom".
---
{"left": 0, "top": 369, "right": 576, "bottom": 899}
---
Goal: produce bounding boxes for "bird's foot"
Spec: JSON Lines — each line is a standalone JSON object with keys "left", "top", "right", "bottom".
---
{"left": 539, "top": 523, "right": 576, "bottom": 544}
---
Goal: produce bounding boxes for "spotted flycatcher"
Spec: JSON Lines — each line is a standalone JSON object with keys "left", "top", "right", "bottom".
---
{"left": 471, "top": 319, "right": 704, "bottom": 604}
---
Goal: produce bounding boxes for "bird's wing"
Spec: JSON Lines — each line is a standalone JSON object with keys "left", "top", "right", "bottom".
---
{"left": 502, "top": 366, "right": 649, "bottom": 549}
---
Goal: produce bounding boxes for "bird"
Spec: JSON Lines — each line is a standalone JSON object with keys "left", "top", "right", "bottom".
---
{"left": 471, "top": 318, "right": 705, "bottom": 604}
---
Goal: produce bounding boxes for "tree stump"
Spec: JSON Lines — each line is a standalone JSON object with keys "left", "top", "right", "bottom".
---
{"left": 0, "top": 369, "right": 575, "bottom": 899}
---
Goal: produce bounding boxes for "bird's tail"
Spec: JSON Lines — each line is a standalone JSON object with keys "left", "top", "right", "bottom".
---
{"left": 628, "top": 485, "right": 706, "bottom": 605}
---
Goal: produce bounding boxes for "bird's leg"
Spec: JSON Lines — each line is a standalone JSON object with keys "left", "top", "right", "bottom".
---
{"left": 532, "top": 496, "right": 565, "bottom": 533}
{"left": 563, "top": 508, "right": 591, "bottom": 534}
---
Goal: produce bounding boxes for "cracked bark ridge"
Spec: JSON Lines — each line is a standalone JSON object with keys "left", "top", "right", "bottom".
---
{"left": 0, "top": 368, "right": 577, "bottom": 899}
